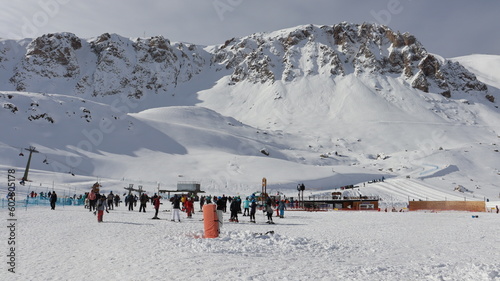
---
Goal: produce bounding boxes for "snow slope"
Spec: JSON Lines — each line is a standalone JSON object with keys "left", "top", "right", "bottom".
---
{"left": 0, "top": 24, "right": 499, "bottom": 204}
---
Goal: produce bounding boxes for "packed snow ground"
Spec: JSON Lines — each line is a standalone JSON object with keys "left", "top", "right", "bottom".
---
{"left": 3, "top": 203, "right": 500, "bottom": 281}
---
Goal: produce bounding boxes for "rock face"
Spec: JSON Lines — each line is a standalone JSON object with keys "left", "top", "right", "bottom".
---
{"left": 212, "top": 23, "right": 488, "bottom": 98}
{"left": 0, "top": 23, "right": 490, "bottom": 100}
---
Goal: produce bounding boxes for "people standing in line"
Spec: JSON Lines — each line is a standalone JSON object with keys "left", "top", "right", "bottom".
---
{"left": 278, "top": 200, "right": 286, "bottom": 218}
{"left": 96, "top": 195, "right": 108, "bottom": 223}
{"left": 50, "top": 191, "right": 57, "bottom": 210}
{"left": 249, "top": 199, "right": 257, "bottom": 223}
{"left": 107, "top": 192, "right": 114, "bottom": 210}
{"left": 171, "top": 195, "right": 181, "bottom": 222}
{"left": 139, "top": 193, "right": 149, "bottom": 213}
{"left": 243, "top": 197, "right": 250, "bottom": 216}
{"left": 152, "top": 196, "right": 161, "bottom": 219}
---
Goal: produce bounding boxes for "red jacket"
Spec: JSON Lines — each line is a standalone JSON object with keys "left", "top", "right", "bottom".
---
{"left": 153, "top": 197, "right": 161, "bottom": 209}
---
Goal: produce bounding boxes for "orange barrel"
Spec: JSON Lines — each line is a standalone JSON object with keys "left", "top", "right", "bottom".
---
{"left": 203, "top": 204, "right": 219, "bottom": 238}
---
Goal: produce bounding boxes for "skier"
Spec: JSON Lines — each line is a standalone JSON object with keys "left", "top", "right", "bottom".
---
{"left": 114, "top": 194, "right": 120, "bottom": 207}
{"left": 266, "top": 204, "right": 274, "bottom": 224}
{"left": 199, "top": 195, "right": 205, "bottom": 211}
{"left": 229, "top": 197, "right": 241, "bottom": 222}
{"left": 249, "top": 199, "right": 257, "bottom": 223}
{"left": 216, "top": 196, "right": 225, "bottom": 212}
{"left": 88, "top": 190, "right": 97, "bottom": 212}
{"left": 50, "top": 191, "right": 57, "bottom": 210}
{"left": 265, "top": 198, "right": 274, "bottom": 224}
{"left": 139, "top": 193, "right": 149, "bottom": 213}
{"left": 127, "top": 194, "right": 135, "bottom": 211}
{"left": 107, "top": 192, "right": 114, "bottom": 210}
{"left": 96, "top": 195, "right": 108, "bottom": 223}
{"left": 152, "top": 196, "right": 161, "bottom": 219}
{"left": 242, "top": 197, "right": 250, "bottom": 216}
{"left": 171, "top": 195, "right": 181, "bottom": 222}
{"left": 185, "top": 197, "right": 194, "bottom": 218}
{"left": 278, "top": 199, "right": 286, "bottom": 218}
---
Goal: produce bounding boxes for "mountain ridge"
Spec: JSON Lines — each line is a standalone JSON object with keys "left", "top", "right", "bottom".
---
{"left": 0, "top": 23, "right": 492, "bottom": 102}
{"left": 0, "top": 23, "right": 499, "bottom": 200}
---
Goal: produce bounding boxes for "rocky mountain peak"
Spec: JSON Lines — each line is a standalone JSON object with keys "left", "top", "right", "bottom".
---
{"left": 211, "top": 22, "right": 488, "bottom": 99}
{"left": 0, "top": 23, "right": 491, "bottom": 102}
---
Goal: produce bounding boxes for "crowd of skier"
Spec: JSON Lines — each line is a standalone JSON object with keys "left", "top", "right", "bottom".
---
{"left": 75, "top": 183, "right": 291, "bottom": 224}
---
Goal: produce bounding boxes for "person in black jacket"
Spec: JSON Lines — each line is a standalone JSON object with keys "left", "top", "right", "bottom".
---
{"left": 249, "top": 199, "right": 257, "bottom": 223}
{"left": 139, "top": 193, "right": 149, "bottom": 213}
{"left": 50, "top": 191, "right": 57, "bottom": 210}
{"left": 229, "top": 197, "right": 241, "bottom": 222}
{"left": 171, "top": 195, "right": 181, "bottom": 222}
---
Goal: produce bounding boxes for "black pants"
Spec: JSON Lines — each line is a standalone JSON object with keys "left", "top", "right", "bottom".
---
{"left": 107, "top": 200, "right": 113, "bottom": 210}
{"left": 154, "top": 208, "right": 159, "bottom": 218}
{"left": 230, "top": 210, "right": 238, "bottom": 221}
{"left": 267, "top": 212, "right": 273, "bottom": 221}
{"left": 50, "top": 202, "right": 56, "bottom": 210}
{"left": 139, "top": 204, "right": 146, "bottom": 212}
{"left": 250, "top": 212, "right": 255, "bottom": 221}
{"left": 89, "top": 200, "right": 96, "bottom": 211}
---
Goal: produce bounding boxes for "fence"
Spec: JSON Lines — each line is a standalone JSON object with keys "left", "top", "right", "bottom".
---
{"left": 409, "top": 200, "right": 486, "bottom": 212}
{"left": 0, "top": 197, "right": 85, "bottom": 208}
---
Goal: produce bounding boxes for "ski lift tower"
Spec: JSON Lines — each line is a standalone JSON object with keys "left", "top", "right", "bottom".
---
{"left": 123, "top": 184, "right": 144, "bottom": 196}
{"left": 297, "top": 183, "right": 305, "bottom": 208}
{"left": 261, "top": 177, "right": 267, "bottom": 205}
{"left": 20, "top": 146, "right": 39, "bottom": 185}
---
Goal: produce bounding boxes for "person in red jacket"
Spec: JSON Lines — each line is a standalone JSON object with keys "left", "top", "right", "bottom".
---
{"left": 185, "top": 197, "right": 194, "bottom": 218}
{"left": 152, "top": 196, "right": 161, "bottom": 219}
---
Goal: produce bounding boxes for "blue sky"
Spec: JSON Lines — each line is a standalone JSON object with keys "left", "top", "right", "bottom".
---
{"left": 0, "top": 0, "right": 498, "bottom": 58}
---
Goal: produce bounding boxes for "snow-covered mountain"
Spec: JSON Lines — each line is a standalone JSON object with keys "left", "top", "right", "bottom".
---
{"left": 0, "top": 23, "right": 499, "bottom": 202}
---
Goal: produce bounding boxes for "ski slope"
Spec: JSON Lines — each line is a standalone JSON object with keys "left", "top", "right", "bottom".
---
{"left": 361, "top": 178, "right": 481, "bottom": 203}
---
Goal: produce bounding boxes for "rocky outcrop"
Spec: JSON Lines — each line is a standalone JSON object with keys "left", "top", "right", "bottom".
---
{"left": 212, "top": 22, "right": 488, "bottom": 99}
{"left": 1, "top": 23, "right": 490, "bottom": 100}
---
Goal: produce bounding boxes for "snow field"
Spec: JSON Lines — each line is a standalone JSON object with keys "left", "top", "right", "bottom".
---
{"left": 5, "top": 204, "right": 500, "bottom": 281}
